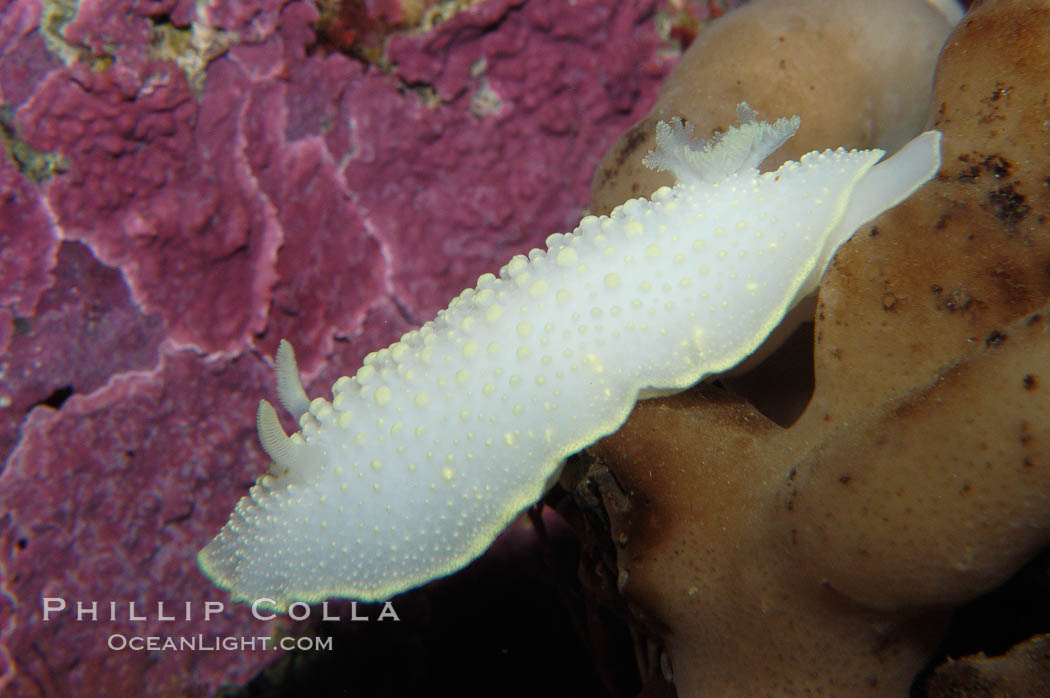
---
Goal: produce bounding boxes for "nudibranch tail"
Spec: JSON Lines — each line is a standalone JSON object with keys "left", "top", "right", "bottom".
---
{"left": 796, "top": 129, "right": 943, "bottom": 307}
{"left": 198, "top": 105, "right": 942, "bottom": 610}
{"left": 833, "top": 129, "right": 942, "bottom": 248}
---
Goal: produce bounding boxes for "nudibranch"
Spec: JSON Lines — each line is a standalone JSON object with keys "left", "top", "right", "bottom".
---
{"left": 199, "top": 105, "right": 942, "bottom": 609}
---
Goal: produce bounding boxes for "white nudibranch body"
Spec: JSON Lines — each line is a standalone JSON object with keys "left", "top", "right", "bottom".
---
{"left": 199, "top": 104, "right": 942, "bottom": 609}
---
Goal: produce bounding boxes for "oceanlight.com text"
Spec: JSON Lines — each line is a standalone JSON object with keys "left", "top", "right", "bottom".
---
{"left": 107, "top": 634, "right": 334, "bottom": 652}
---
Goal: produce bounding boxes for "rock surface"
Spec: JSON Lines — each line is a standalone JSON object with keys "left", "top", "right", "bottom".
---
{"left": 0, "top": 0, "right": 686, "bottom": 694}
{"left": 582, "top": 0, "right": 1050, "bottom": 695}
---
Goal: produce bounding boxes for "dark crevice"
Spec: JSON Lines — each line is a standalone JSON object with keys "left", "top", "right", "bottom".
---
{"left": 27, "top": 384, "right": 74, "bottom": 412}
{"left": 914, "top": 547, "right": 1050, "bottom": 695}
{"left": 718, "top": 321, "right": 817, "bottom": 428}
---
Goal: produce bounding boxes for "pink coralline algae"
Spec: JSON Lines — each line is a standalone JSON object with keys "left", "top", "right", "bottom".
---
{"left": 0, "top": 0, "right": 683, "bottom": 694}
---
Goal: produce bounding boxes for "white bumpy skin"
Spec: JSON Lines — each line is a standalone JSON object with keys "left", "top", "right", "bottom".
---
{"left": 199, "top": 104, "right": 942, "bottom": 609}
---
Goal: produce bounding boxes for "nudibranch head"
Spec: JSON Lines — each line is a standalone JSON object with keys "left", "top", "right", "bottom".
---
{"left": 199, "top": 106, "right": 941, "bottom": 609}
